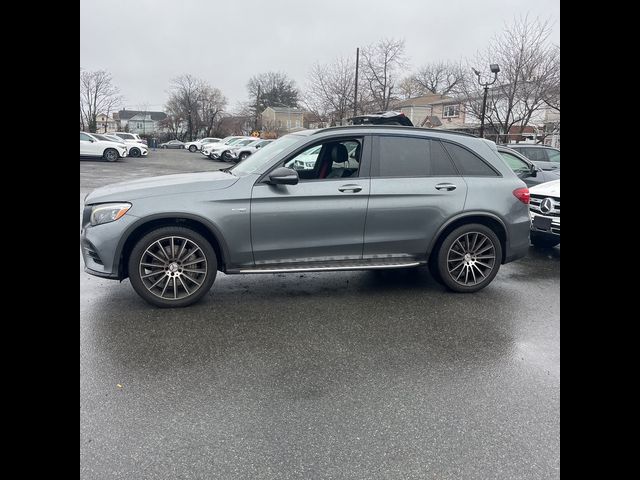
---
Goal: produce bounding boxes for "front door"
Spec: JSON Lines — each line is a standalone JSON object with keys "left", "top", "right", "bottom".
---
{"left": 250, "top": 137, "right": 369, "bottom": 265}
{"left": 80, "top": 132, "right": 96, "bottom": 156}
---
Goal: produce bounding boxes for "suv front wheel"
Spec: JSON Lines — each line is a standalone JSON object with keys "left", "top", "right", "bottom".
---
{"left": 436, "top": 223, "right": 502, "bottom": 293}
{"left": 128, "top": 226, "right": 217, "bottom": 307}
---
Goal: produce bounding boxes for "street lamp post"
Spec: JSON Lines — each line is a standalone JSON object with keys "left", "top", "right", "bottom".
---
{"left": 472, "top": 64, "right": 500, "bottom": 138}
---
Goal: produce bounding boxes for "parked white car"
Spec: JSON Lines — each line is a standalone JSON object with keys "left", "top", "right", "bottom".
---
{"left": 528, "top": 179, "right": 560, "bottom": 248}
{"left": 226, "top": 139, "right": 274, "bottom": 162}
{"left": 114, "top": 132, "right": 147, "bottom": 146}
{"left": 102, "top": 134, "right": 148, "bottom": 157}
{"left": 201, "top": 136, "right": 250, "bottom": 160}
{"left": 184, "top": 137, "right": 222, "bottom": 153}
{"left": 80, "top": 132, "right": 127, "bottom": 162}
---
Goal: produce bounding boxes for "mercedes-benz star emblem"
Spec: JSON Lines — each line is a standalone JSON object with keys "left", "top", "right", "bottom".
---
{"left": 540, "top": 198, "right": 554, "bottom": 214}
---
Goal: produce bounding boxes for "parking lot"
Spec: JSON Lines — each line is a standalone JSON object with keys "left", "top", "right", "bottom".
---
{"left": 80, "top": 148, "right": 559, "bottom": 479}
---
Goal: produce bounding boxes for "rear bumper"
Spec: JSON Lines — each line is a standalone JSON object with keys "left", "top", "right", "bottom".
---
{"left": 504, "top": 217, "right": 530, "bottom": 263}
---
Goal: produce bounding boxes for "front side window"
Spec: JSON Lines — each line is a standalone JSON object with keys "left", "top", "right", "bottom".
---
{"left": 80, "top": 132, "right": 93, "bottom": 142}
{"left": 499, "top": 151, "right": 531, "bottom": 175}
{"left": 376, "top": 137, "right": 457, "bottom": 177}
{"left": 283, "top": 139, "right": 362, "bottom": 180}
{"left": 547, "top": 149, "right": 560, "bottom": 163}
{"left": 118, "top": 133, "right": 134, "bottom": 140}
{"left": 442, "top": 142, "right": 498, "bottom": 176}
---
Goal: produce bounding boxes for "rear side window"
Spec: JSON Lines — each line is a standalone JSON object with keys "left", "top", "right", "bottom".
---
{"left": 378, "top": 136, "right": 457, "bottom": 177}
{"left": 442, "top": 142, "right": 498, "bottom": 176}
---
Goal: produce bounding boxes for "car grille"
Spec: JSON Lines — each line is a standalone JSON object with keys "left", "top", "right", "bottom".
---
{"left": 530, "top": 194, "right": 560, "bottom": 218}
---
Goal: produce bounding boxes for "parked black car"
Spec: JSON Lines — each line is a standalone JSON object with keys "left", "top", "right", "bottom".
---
{"left": 505, "top": 144, "right": 560, "bottom": 171}
{"left": 350, "top": 111, "right": 414, "bottom": 126}
{"left": 497, "top": 145, "right": 560, "bottom": 188}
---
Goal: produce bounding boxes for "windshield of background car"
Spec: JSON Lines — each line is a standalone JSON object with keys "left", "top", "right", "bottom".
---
{"left": 230, "top": 135, "right": 303, "bottom": 176}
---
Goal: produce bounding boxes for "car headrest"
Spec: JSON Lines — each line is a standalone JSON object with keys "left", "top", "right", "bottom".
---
{"left": 331, "top": 144, "right": 348, "bottom": 164}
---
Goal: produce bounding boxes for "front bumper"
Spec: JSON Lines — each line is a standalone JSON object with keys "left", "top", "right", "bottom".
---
{"left": 80, "top": 213, "right": 139, "bottom": 279}
{"left": 530, "top": 211, "right": 560, "bottom": 237}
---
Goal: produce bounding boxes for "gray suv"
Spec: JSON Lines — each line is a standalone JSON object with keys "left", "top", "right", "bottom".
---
{"left": 81, "top": 126, "right": 531, "bottom": 307}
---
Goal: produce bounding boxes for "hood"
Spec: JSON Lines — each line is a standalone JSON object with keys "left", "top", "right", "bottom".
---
{"left": 85, "top": 171, "right": 239, "bottom": 203}
{"left": 529, "top": 179, "right": 560, "bottom": 197}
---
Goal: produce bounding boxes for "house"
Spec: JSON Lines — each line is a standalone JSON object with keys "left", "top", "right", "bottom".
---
{"left": 95, "top": 113, "right": 119, "bottom": 133}
{"left": 116, "top": 109, "right": 168, "bottom": 134}
{"left": 261, "top": 107, "right": 304, "bottom": 133}
{"left": 394, "top": 94, "right": 467, "bottom": 129}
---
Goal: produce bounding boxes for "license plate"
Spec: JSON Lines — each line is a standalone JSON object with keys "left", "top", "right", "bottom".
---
{"left": 532, "top": 215, "right": 552, "bottom": 231}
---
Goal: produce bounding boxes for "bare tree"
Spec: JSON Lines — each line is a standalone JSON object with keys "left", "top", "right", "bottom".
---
{"left": 303, "top": 56, "right": 356, "bottom": 125}
{"left": 360, "top": 38, "right": 407, "bottom": 111}
{"left": 461, "top": 16, "right": 560, "bottom": 142}
{"left": 164, "top": 75, "right": 227, "bottom": 140}
{"left": 412, "top": 61, "right": 467, "bottom": 96}
{"left": 198, "top": 84, "right": 227, "bottom": 137}
{"left": 80, "top": 69, "right": 123, "bottom": 132}
{"left": 397, "top": 77, "right": 423, "bottom": 100}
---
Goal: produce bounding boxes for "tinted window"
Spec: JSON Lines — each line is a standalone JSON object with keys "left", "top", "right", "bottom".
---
{"left": 80, "top": 133, "right": 92, "bottom": 141}
{"left": 378, "top": 137, "right": 457, "bottom": 177}
{"left": 118, "top": 133, "right": 135, "bottom": 140}
{"left": 430, "top": 140, "right": 458, "bottom": 176}
{"left": 443, "top": 142, "right": 498, "bottom": 176}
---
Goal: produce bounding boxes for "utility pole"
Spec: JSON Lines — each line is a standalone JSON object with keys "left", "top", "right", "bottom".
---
{"left": 353, "top": 47, "right": 359, "bottom": 119}
{"left": 255, "top": 84, "right": 261, "bottom": 131}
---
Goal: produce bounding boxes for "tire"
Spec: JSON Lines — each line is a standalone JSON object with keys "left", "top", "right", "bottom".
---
{"left": 436, "top": 223, "right": 502, "bottom": 293}
{"left": 239, "top": 152, "right": 250, "bottom": 162}
{"left": 128, "top": 226, "right": 218, "bottom": 308}
{"left": 530, "top": 231, "right": 560, "bottom": 248}
{"left": 209, "top": 153, "right": 217, "bottom": 160}
{"left": 189, "top": 145, "right": 197, "bottom": 153}
{"left": 221, "top": 150, "right": 230, "bottom": 162}
{"left": 103, "top": 148, "right": 119, "bottom": 162}
{"left": 129, "top": 147, "right": 141, "bottom": 158}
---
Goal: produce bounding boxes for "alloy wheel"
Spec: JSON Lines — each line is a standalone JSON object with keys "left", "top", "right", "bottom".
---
{"left": 138, "top": 236, "right": 208, "bottom": 300}
{"left": 446, "top": 232, "right": 496, "bottom": 286}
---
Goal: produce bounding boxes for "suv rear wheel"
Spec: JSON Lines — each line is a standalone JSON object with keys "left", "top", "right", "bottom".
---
{"left": 436, "top": 223, "right": 502, "bottom": 293}
{"left": 128, "top": 226, "right": 217, "bottom": 307}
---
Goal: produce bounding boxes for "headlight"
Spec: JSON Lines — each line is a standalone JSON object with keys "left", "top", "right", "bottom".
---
{"left": 90, "top": 202, "right": 131, "bottom": 226}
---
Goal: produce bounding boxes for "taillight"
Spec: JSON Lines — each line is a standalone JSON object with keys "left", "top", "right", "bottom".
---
{"left": 513, "top": 187, "right": 530, "bottom": 204}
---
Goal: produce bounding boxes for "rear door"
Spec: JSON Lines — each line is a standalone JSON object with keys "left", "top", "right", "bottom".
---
{"left": 363, "top": 135, "right": 467, "bottom": 260}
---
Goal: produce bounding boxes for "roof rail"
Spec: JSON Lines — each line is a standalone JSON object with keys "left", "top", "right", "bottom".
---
{"left": 311, "top": 124, "right": 478, "bottom": 138}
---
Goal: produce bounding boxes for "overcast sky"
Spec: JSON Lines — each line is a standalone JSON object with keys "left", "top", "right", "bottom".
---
{"left": 80, "top": 0, "right": 559, "bottom": 113}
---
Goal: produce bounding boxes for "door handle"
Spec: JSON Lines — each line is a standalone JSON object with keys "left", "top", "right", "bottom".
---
{"left": 435, "top": 183, "right": 457, "bottom": 191}
{"left": 338, "top": 184, "right": 362, "bottom": 193}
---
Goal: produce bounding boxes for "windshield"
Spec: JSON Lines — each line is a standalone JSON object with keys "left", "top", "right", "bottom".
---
{"left": 93, "top": 134, "right": 109, "bottom": 141}
{"left": 231, "top": 135, "right": 303, "bottom": 176}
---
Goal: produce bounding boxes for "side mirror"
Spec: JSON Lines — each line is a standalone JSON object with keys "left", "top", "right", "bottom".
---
{"left": 529, "top": 165, "right": 537, "bottom": 177}
{"left": 268, "top": 167, "right": 299, "bottom": 185}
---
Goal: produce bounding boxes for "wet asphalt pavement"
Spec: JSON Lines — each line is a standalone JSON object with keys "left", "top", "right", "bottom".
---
{"left": 80, "top": 149, "right": 560, "bottom": 480}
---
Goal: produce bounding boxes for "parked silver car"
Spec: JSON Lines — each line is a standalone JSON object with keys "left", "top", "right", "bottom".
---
{"left": 225, "top": 139, "right": 274, "bottom": 162}
{"left": 81, "top": 126, "right": 531, "bottom": 307}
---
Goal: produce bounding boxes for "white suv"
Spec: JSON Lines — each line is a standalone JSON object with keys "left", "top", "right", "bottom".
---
{"left": 80, "top": 132, "right": 127, "bottom": 162}
{"left": 184, "top": 137, "right": 222, "bottom": 153}
{"left": 529, "top": 179, "right": 560, "bottom": 247}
